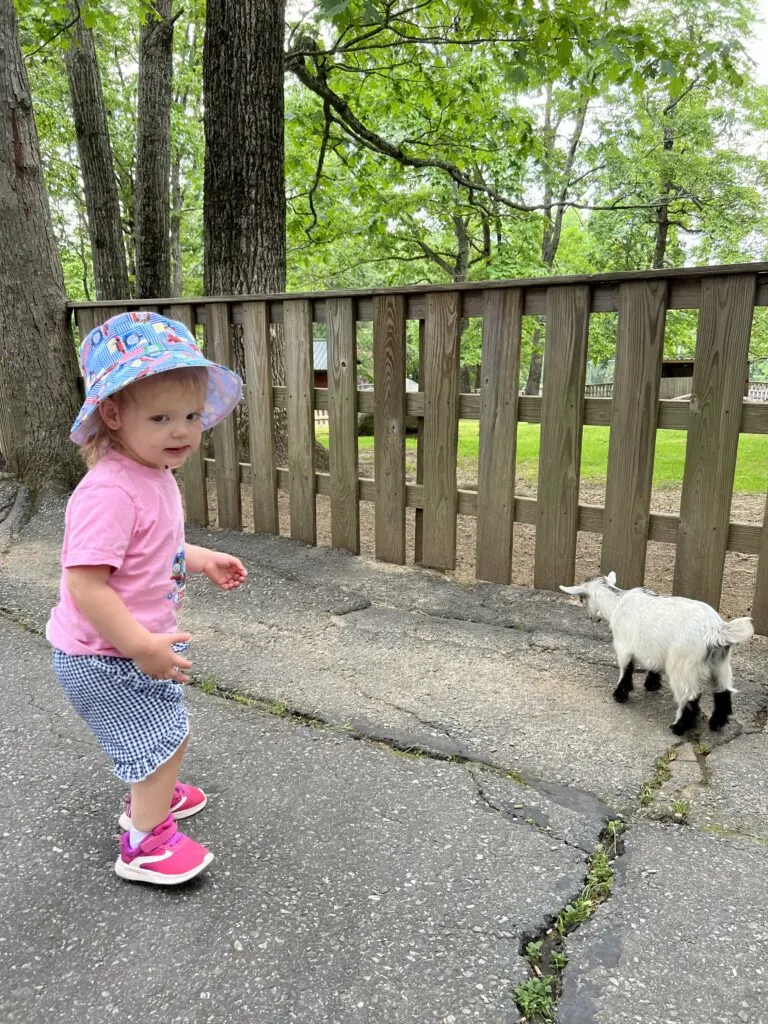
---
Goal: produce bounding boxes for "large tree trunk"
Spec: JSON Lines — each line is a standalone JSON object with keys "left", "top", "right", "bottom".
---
{"left": 204, "top": 0, "right": 307, "bottom": 470}
{"left": 135, "top": 0, "right": 174, "bottom": 298}
{"left": 0, "top": 0, "right": 83, "bottom": 492}
{"left": 64, "top": 5, "right": 130, "bottom": 300}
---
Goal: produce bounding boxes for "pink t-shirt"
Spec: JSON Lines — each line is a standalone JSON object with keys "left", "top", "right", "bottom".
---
{"left": 46, "top": 450, "right": 186, "bottom": 657}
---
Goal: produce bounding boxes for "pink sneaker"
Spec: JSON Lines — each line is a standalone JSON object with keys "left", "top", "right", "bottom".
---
{"left": 118, "top": 781, "right": 207, "bottom": 831}
{"left": 114, "top": 815, "right": 213, "bottom": 885}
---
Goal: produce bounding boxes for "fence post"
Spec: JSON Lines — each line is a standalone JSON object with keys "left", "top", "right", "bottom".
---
{"left": 373, "top": 294, "right": 407, "bottom": 564}
{"left": 284, "top": 299, "right": 316, "bottom": 545}
{"left": 600, "top": 280, "right": 667, "bottom": 587}
{"left": 327, "top": 297, "right": 359, "bottom": 553}
{"left": 476, "top": 288, "right": 522, "bottom": 584}
{"left": 421, "top": 291, "right": 462, "bottom": 571}
{"left": 242, "top": 301, "right": 278, "bottom": 534}
{"left": 674, "top": 274, "right": 755, "bottom": 608}
{"left": 205, "top": 303, "right": 241, "bottom": 530}
{"left": 534, "top": 285, "right": 590, "bottom": 590}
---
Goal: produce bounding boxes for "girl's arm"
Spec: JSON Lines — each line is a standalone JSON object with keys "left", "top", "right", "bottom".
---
{"left": 66, "top": 565, "right": 192, "bottom": 681}
{"left": 185, "top": 543, "right": 215, "bottom": 574}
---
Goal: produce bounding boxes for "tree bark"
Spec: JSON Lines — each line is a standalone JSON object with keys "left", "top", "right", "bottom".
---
{"left": 0, "top": 0, "right": 83, "bottom": 492}
{"left": 204, "top": 0, "right": 306, "bottom": 470}
{"left": 135, "top": 0, "right": 174, "bottom": 298}
{"left": 64, "top": 4, "right": 130, "bottom": 300}
{"left": 203, "top": 0, "right": 286, "bottom": 298}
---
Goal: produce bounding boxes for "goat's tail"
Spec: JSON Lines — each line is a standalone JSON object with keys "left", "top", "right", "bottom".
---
{"left": 718, "top": 616, "right": 754, "bottom": 646}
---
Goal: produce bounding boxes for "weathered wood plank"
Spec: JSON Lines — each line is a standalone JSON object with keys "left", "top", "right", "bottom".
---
{"left": 206, "top": 303, "right": 241, "bottom": 530}
{"left": 327, "top": 297, "right": 359, "bottom": 553}
{"left": 753, "top": 493, "right": 768, "bottom": 635}
{"left": 601, "top": 281, "right": 667, "bottom": 586}
{"left": 475, "top": 288, "right": 522, "bottom": 583}
{"left": 534, "top": 285, "right": 591, "bottom": 590}
{"left": 242, "top": 302, "right": 278, "bottom": 534}
{"left": 168, "top": 303, "right": 208, "bottom": 526}
{"left": 414, "top": 319, "right": 425, "bottom": 564}
{"left": 373, "top": 294, "right": 407, "bottom": 563}
{"left": 285, "top": 299, "right": 316, "bottom": 544}
{"left": 674, "top": 275, "right": 755, "bottom": 607}
{"left": 421, "top": 292, "right": 462, "bottom": 570}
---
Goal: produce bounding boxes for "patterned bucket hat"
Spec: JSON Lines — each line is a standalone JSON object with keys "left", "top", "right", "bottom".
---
{"left": 71, "top": 311, "right": 243, "bottom": 445}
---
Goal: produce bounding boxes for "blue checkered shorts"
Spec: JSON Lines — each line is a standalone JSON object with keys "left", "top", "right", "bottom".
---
{"left": 52, "top": 647, "right": 189, "bottom": 783}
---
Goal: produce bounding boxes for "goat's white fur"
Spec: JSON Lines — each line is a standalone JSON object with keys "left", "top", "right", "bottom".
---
{"left": 560, "top": 572, "right": 753, "bottom": 726}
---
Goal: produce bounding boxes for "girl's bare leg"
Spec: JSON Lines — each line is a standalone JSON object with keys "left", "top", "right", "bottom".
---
{"left": 129, "top": 735, "right": 188, "bottom": 833}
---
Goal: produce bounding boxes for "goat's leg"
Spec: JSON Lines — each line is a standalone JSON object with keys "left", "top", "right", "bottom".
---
{"left": 709, "top": 656, "right": 735, "bottom": 731}
{"left": 644, "top": 670, "right": 662, "bottom": 691}
{"left": 671, "top": 696, "right": 700, "bottom": 735}
{"left": 613, "top": 658, "right": 634, "bottom": 703}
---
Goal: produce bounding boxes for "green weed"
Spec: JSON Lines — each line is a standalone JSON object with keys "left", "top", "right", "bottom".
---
{"left": 515, "top": 975, "right": 554, "bottom": 1022}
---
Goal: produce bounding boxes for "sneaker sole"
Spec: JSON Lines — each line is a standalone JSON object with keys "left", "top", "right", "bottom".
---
{"left": 118, "top": 794, "right": 207, "bottom": 832}
{"left": 114, "top": 851, "right": 214, "bottom": 885}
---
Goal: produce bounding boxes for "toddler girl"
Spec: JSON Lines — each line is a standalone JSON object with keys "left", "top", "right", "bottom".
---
{"left": 47, "top": 311, "right": 247, "bottom": 885}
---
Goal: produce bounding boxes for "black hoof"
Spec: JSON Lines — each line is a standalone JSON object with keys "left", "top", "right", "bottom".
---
{"left": 709, "top": 691, "right": 733, "bottom": 731}
{"left": 613, "top": 685, "right": 631, "bottom": 704}
{"left": 644, "top": 671, "right": 662, "bottom": 692}
{"left": 671, "top": 697, "right": 700, "bottom": 735}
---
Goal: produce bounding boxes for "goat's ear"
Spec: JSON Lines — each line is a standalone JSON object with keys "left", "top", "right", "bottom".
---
{"left": 560, "top": 584, "right": 587, "bottom": 595}
{"left": 605, "top": 571, "right": 617, "bottom": 587}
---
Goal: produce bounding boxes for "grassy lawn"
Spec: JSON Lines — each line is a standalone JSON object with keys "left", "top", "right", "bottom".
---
{"left": 317, "top": 421, "right": 768, "bottom": 493}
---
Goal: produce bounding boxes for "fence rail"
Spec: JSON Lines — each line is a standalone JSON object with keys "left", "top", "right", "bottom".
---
{"left": 69, "top": 261, "right": 768, "bottom": 633}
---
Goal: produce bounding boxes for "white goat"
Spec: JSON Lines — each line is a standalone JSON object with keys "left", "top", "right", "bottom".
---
{"left": 560, "top": 572, "right": 754, "bottom": 734}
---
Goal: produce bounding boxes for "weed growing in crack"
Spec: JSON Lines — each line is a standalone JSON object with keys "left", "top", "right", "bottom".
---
{"left": 672, "top": 798, "right": 690, "bottom": 820}
{"left": 696, "top": 741, "right": 712, "bottom": 756}
{"left": 515, "top": 975, "right": 554, "bottom": 1022}
{"left": 638, "top": 747, "right": 678, "bottom": 806}
{"left": 515, "top": 844, "right": 617, "bottom": 1020}
{"left": 198, "top": 677, "right": 217, "bottom": 696}
{"left": 524, "top": 940, "right": 543, "bottom": 966}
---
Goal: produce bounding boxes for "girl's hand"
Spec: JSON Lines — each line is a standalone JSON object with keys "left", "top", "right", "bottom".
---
{"left": 202, "top": 552, "right": 248, "bottom": 590}
{"left": 135, "top": 633, "right": 193, "bottom": 683}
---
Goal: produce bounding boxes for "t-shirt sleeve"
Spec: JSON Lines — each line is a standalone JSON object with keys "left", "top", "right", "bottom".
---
{"left": 62, "top": 482, "right": 138, "bottom": 572}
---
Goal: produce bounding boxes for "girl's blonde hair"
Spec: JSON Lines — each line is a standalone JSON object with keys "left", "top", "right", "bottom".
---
{"left": 79, "top": 366, "right": 208, "bottom": 468}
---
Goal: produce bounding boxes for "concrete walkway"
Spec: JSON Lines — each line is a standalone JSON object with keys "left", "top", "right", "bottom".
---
{"left": 1, "top": 480, "right": 767, "bottom": 1023}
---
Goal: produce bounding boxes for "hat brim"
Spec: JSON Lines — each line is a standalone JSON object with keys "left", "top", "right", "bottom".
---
{"left": 70, "top": 353, "right": 243, "bottom": 446}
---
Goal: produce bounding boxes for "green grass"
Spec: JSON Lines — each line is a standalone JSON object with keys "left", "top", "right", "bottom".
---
{"left": 316, "top": 422, "right": 768, "bottom": 493}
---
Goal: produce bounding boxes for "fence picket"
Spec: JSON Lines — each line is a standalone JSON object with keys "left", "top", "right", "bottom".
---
{"left": 475, "top": 288, "right": 522, "bottom": 583}
{"left": 373, "top": 294, "right": 406, "bottom": 563}
{"left": 327, "top": 297, "right": 359, "bottom": 553}
{"left": 674, "top": 274, "right": 755, "bottom": 607}
{"left": 285, "top": 299, "right": 316, "bottom": 544}
{"left": 206, "top": 303, "right": 241, "bottom": 530}
{"left": 754, "top": 492, "right": 768, "bottom": 635}
{"left": 242, "top": 302, "right": 278, "bottom": 534}
{"left": 601, "top": 281, "right": 667, "bottom": 586}
{"left": 414, "top": 319, "right": 426, "bottom": 564}
{"left": 534, "top": 285, "right": 590, "bottom": 590}
{"left": 167, "top": 304, "right": 208, "bottom": 526}
{"left": 421, "top": 291, "right": 462, "bottom": 570}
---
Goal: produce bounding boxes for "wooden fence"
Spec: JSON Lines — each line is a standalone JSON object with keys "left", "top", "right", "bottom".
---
{"left": 69, "top": 262, "right": 768, "bottom": 633}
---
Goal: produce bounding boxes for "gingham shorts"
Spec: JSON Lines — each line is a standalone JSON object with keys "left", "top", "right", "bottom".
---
{"left": 52, "top": 647, "right": 189, "bottom": 783}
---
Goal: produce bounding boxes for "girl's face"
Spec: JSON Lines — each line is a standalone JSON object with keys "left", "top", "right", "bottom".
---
{"left": 100, "top": 373, "right": 205, "bottom": 470}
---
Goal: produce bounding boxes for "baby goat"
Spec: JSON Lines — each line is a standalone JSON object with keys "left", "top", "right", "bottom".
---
{"left": 560, "top": 572, "right": 754, "bottom": 734}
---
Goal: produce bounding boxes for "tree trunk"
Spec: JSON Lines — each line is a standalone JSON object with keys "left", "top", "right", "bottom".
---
{"left": 0, "top": 0, "right": 83, "bottom": 492}
{"left": 64, "top": 4, "right": 130, "bottom": 300}
{"left": 524, "top": 324, "right": 544, "bottom": 395}
{"left": 652, "top": 125, "right": 675, "bottom": 270}
{"left": 203, "top": 0, "right": 286, "bottom": 298}
{"left": 170, "top": 150, "right": 183, "bottom": 296}
{"left": 204, "top": 0, "right": 312, "bottom": 471}
{"left": 135, "top": 0, "right": 174, "bottom": 298}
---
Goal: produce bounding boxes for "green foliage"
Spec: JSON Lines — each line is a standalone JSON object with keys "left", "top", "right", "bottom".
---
{"left": 514, "top": 975, "right": 554, "bottom": 1022}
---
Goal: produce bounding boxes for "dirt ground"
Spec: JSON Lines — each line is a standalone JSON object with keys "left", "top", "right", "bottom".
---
{"left": 193, "top": 447, "right": 765, "bottom": 622}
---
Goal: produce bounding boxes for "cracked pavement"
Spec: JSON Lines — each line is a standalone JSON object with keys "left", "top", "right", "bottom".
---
{"left": 2, "top": 486, "right": 768, "bottom": 1023}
